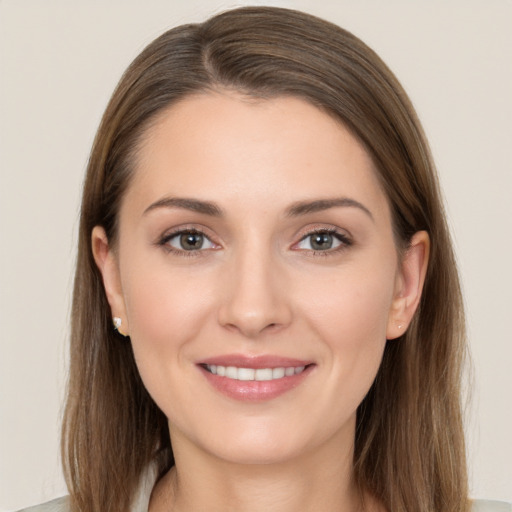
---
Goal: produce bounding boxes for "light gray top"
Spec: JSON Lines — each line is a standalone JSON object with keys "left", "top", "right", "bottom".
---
{"left": 16, "top": 497, "right": 68, "bottom": 512}
{"left": 16, "top": 465, "right": 155, "bottom": 512}
{"left": 472, "top": 502, "right": 512, "bottom": 512}
{"left": 17, "top": 496, "right": 512, "bottom": 512}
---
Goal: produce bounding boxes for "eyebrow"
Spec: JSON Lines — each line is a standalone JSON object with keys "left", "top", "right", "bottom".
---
{"left": 285, "top": 198, "right": 374, "bottom": 221}
{"left": 143, "top": 196, "right": 373, "bottom": 221}
{"left": 143, "top": 197, "right": 223, "bottom": 217}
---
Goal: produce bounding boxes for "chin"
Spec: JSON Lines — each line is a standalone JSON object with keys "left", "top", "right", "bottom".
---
{"left": 209, "top": 438, "right": 307, "bottom": 466}
{"left": 192, "top": 416, "right": 347, "bottom": 467}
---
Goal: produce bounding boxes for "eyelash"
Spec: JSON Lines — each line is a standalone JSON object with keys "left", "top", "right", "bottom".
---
{"left": 295, "top": 228, "right": 352, "bottom": 257}
{"left": 157, "top": 227, "right": 217, "bottom": 258}
{"left": 157, "top": 227, "right": 352, "bottom": 257}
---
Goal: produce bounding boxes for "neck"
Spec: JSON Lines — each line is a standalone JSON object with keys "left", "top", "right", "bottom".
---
{"left": 150, "top": 422, "right": 373, "bottom": 512}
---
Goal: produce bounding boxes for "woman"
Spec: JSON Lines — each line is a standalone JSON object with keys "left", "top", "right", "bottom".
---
{"left": 18, "top": 6, "right": 510, "bottom": 512}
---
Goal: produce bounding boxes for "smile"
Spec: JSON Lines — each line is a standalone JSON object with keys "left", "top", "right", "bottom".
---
{"left": 204, "top": 364, "right": 306, "bottom": 381}
{"left": 198, "top": 357, "right": 314, "bottom": 401}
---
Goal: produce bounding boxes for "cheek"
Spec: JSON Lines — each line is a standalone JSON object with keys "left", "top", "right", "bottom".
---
{"left": 122, "top": 252, "right": 216, "bottom": 339}
{"left": 301, "top": 263, "right": 395, "bottom": 345}
{"left": 119, "top": 260, "right": 216, "bottom": 404}
{"left": 296, "top": 264, "right": 395, "bottom": 398}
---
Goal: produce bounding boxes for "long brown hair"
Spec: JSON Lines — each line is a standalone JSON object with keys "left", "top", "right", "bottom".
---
{"left": 62, "top": 6, "right": 469, "bottom": 512}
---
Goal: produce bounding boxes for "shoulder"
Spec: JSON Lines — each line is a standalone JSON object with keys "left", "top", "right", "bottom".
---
{"left": 16, "top": 496, "right": 510, "bottom": 512}
{"left": 15, "top": 496, "right": 70, "bottom": 512}
{"left": 472, "top": 500, "right": 512, "bottom": 512}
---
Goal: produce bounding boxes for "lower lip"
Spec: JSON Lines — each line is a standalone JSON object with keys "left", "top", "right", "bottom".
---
{"left": 199, "top": 365, "right": 314, "bottom": 402}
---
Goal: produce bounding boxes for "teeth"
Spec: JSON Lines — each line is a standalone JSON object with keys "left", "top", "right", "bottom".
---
{"left": 255, "top": 368, "right": 273, "bottom": 381}
{"left": 225, "top": 366, "right": 237, "bottom": 379}
{"left": 205, "top": 364, "right": 307, "bottom": 381}
{"left": 272, "top": 367, "right": 285, "bottom": 379}
{"left": 237, "top": 368, "right": 255, "bottom": 381}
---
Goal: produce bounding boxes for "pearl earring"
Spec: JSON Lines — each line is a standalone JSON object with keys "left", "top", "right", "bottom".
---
{"left": 113, "top": 317, "right": 128, "bottom": 337}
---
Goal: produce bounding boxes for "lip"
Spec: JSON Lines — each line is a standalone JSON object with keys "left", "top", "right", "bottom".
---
{"left": 197, "top": 354, "right": 315, "bottom": 402}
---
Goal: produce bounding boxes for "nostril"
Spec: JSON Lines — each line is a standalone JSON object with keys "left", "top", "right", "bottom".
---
{"left": 217, "top": 290, "right": 293, "bottom": 337}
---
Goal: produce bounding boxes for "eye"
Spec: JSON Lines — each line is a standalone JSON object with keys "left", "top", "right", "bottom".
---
{"left": 164, "top": 230, "right": 217, "bottom": 252}
{"left": 295, "top": 230, "right": 350, "bottom": 252}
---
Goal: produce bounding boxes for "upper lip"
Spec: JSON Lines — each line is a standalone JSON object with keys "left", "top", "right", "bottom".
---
{"left": 199, "top": 354, "right": 314, "bottom": 369}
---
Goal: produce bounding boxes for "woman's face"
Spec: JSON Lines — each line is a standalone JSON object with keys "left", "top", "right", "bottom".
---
{"left": 94, "top": 92, "right": 426, "bottom": 465}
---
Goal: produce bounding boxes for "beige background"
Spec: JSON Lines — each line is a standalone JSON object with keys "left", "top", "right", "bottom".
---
{"left": 1, "top": 0, "right": 511, "bottom": 510}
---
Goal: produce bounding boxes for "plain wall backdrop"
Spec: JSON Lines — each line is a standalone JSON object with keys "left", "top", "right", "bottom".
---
{"left": 1, "top": 0, "right": 511, "bottom": 509}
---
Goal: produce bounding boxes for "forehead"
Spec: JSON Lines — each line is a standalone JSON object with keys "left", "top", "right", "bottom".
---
{"left": 123, "top": 92, "right": 390, "bottom": 220}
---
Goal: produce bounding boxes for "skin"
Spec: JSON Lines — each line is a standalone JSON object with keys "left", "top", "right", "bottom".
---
{"left": 93, "top": 92, "right": 429, "bottom": 512}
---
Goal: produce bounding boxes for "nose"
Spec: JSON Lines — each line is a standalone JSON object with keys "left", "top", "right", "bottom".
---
{"left": 217, "top": 245, "right": 293, "bottom": 338}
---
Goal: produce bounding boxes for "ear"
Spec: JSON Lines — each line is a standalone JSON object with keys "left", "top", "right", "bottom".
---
{"left": 91, "top": 226, "right": 130, "bottom": 336}
{"left": 386, "top": 231, "right": 430, "bottom": 340}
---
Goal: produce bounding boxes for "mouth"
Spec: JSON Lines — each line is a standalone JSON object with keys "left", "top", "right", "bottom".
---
{"left": 202, "top": 364, "right": 308, "bottom": 381}
{"left": 197, "top": 355, "right": 315, "bottom": 401}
